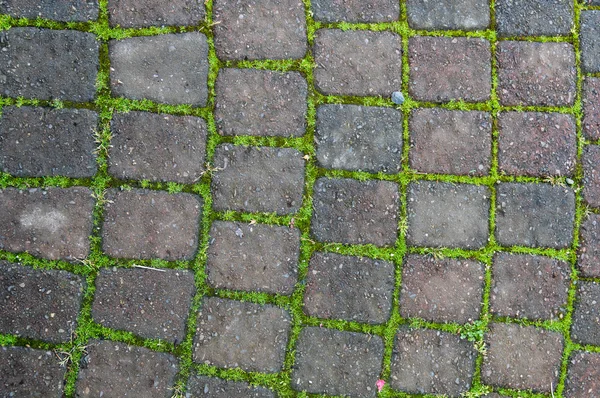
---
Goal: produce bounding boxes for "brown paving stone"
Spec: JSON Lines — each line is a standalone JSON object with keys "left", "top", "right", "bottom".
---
{"left": 581, "top": 11, "right": 600, "bottom": 74}
{"left": 312, "top": 0, "right": 398, "bottom": 22}
{"left": 0, "top": 0, "right": 98, "bottom": 21}
{"left": 495, "top": 0, "right": 574, "bottom": 37}
{"left": 407, "top": 0, "right": 490, "bottom": 30}
{"left": 582, "top": 145, "right": 600, "bottom": 208}
{"left": 186, "top": 375, "right": 276, "bottom": 397}
{"left": 571, "top": 281, "right": 600, "bottom": 346}
{"left": 108, "top": 0, "right": 205, "bottom": 28}
{"left": 583, "top": 78, "right": 600, "bottom": 140}
{"left": 578, "top": 214, "right": 600, "bottom": 278}
{"left": 564, "top": 351, "right": 600, "bottom": 398}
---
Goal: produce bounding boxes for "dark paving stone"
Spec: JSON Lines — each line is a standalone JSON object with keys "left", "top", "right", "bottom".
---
{"left": 407, "top": 0, "right": 490, "bottom": 30}
{"left": 213, "top": 0, "right": 307, "bottom": 61}
{"left": 109, "top": 111, "right": 207, "bottom": 184}
{"left": 571, "top": 281, "right": 600, "bottom": 346}
{"left": 311, "top": 0, "right": 399, "bottom": 22}
{"left": 497, "top": 41, "right": 576, "bottom": 106}
{"left": 0, "top": 187, "right": 94, "bottom": 260}
{"left": 193, "top": 297, "right": 291, "bottom": 373}
{"left": 0, "top": 28, "right": 99, "bottom": 102}
{"left": 409, "top": 108, "right": 491, "bottom": 175}
{"left": 564, "top": 351, "right": 600, "bottom": 398}
{"left": 578, "top": 214, "right": 600, "bottom": 278}
{"left": 211, "top": 144, "right": 305, "bottom": 215}
{"left": 582, "top": 145, "right": 600, "bottom": 208}
{"left": 496, "top": 183, "right": 575, "bottom": 248}
{"left": 400, "top": 255, "right": 485, "bottom": 324}
{"left": 313, "top": 29, "right": 403, "bottom": 96}
{"left": 311, "top": 177, "right": 399, "bottom": 246}
{"left": 291, "top": 327, "right": 384, "bottom": 397}
{"left": 0, "top": 0, "right": 98, "bottom": 21}
{"left": 187, "top": 375, "right": 276, "bottom": 397}
{"left": 408, "top": 36, "right": 491, "bottom": 103}
{"left": 406, "top": 182, "right": 490, "bottom": 249}
{"left": 108, "top": 0, "right": 205, "bottom": 28}
{"left": 110, "top": 32, "right": 208, "bottom": 106}
{"left": 495, "top": 0, "right": 573, "bottom": 37}
{"left": 0, "top": 106, "right": 97, "bottom": 178}
{"left": 102, "top": 189, "right": 202, "bottom": 260}
{"left": 206, "top": 220, "right": 300, "bottom": 295}
{"left": 582, "top": 11, "right": 600, "bottom": 74}
{"left": 315, "top": 104, "right": 403, "bottom": 173}
{"left": 583, "top": 78, "right": 600, "bottom": 140}
{"left": 215, "top": 68, "right": 307, "bottom": 137}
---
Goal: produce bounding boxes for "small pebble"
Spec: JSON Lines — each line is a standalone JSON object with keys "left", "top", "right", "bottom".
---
{"left": 391, "top": 91, "right": 405, "bottom": 105}
{"left": 566, "top": 178, "right": 574, "bottom": 185}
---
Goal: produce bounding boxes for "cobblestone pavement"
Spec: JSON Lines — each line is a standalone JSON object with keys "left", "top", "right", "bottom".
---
{"left": 0, "top": 0, "right": 599, "bottom": 397}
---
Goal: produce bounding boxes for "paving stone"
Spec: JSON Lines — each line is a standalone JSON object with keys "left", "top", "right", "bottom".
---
{"left": 408, "top": 36, "right": 491, "bottom": 103}
{"left": 108, "top": 0, "right": 205, "bottom": 28}
{"left": 0, "top": 187, "right": 94, "bottom": 260}
{"left": 571, "top": 281, "right": 600, "bottom": 346}
{"left": 0, "top": 0, "right": 98, "bottom": 21}
{"left": 291, "top": 327, "right": 384, "bottom": 397}
{"left": 109, "top": 111, "right": 207, "bottom": 184}
{"left": 311, "top": 0, "right": 399, "bottom": 22}
{"left": 110, "top": 32, "right": 208, "bottom": 106}
{"left": 0, "top": 28, "right": 99, "bottom": 102}
{"left": 206, "top": 220, "right": 300, "bottom": 295}
{"left": 0, "top": 106, "right": 98, "bottom": 178}
{"left": 578, "top": 214, "right": 600, "bottom": 278}
{"left": 406, "top": 182, "right": 490, "bottom": 249}
{"left": 311, "top": 177, "right": 399, "bottom": 246}
{"left": 213, "top": 0, "right": 307, "bottom": 60}
{"left": 315, "top": 104, "right": 403, "bottom": 173}
{"left": 564, "top": 351, "right": 600, "bottom": 398}
{"left": 583, "top": 78, "right": 600, "bottom": 140}
{"left": 390, "top": 327, "right": 477, "bottom": 396}
{"left": 406, "top": 0, "right": 490, "bottom": 30}
{"left": 409, "top": 108, "right": 492, "bottom": 175}
{"left": 313, "top": 29, "right": 403, "bottom": 96}
{"left": 102, "top": 189, "right": 202, "bottom": 260}
{"left": 582, "top": 145, "right": 600, "bottom": 208}
{"left": 92, "top": 267, "right": 195, "bottom": 344}
{"left": 495, "top": 183, "right": 575, "bottom": 248}
{"left": 400, "top": 255, "right": 485, "bottom": 324}
{"left": 482, "top": 394, "right": 507, "bottom": 398}
{"left": 211, "top": 144, "right": 305, "bottom": 215}
{"left": 497, "top": 41, "right": 576, "bottom": 106}
{"left": 193, "top": 297, "right": 291, "bottom": 373}
{"left": 495, "top": 0, "right": 574, "bottom": 37}
{"left": 186, "top": 375, "right": 276, "bottom": 397}
{"left": 582, "top": 11, "right": 600, "bottom": 74}
{"left": 215, "top": 68, "right": 307, "bottom": 137}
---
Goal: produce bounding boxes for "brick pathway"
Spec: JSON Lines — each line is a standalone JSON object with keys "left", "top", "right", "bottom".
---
{"left": 0, "top": 0, "right": 599, "bottom": 397}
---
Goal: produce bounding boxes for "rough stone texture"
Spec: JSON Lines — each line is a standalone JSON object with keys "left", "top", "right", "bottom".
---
{"left": 0, "top": 187, "right": 94, "bottom": 260}
{"left": 213, "top": 0, "right": 307, "bottom": 60}
{"left": 109, "top": 111, "right": 207, "bottom": 184}
{"left": 409, "top": 108, "right": 492, "bottom": 175}
{"left": 578, "top": 214, "right": 600, "bottom": 278}
{"left": 400, "top": 255, "right": 485, "bottom": 324}
{"left": 495, "top": 183, "right": 575, "bottom": 248}
{"left": 0, "top": 28, "right": 99, "bottom": 102}
{"left": 582, "top": 145, "right": 600, "bottom": 208}
{"left": 408, "top": 36, "right": 491, "bottom": 102}
{"left": 407, "top": 0, "right": 490, "bottom": 30}
{"left": 0, "top": 0, "right": 98, "bottom": 21}
{"left": 0, "top": 106, "right": 98, "bottom": 178}
{"left": 108, "top": 0, "right": 205, "bottom": 28}
{"left": 110, "top": 32, "right": 208, "bottom": 106}
{"left": 102, "top": 189, "right": 202, "bottom": 260}
{"left": 206, "top": 221, "right": 300, "bottom": 295}
{"left": 315, "top": 104, "right": 403, "bottom": 173}
{"left": 193, "top": 298, "right": 291, "bottom": 373}
{"left": 406, "top": 182, "right": 490, "bottom": 249}
{"left": 581, "top": 11, "right": 600, "bottom": 74}
{"left": 311, "top": 0, "right": 399, "bottom": 22}
{"left": 497, "top": 41, "right": 576, "bottom": 106}
{"left": 564, "top": 351, "right": 600, "bottom": 398}
{"left": 215, "top": 69, "right": 307, "bottom": 137}
{"left": 313, "top": 29, "right": 403, "bottom": 96}
{"left": 311, "top": 177, "right": 399, "bottom": 246}
{"left": 187, "top": 375, "right": 276, "bottom": 397}
{"left": 495, "top": 0, "right": 574, "bottom": 37}
{"left": 583, "top": 78, "right": 600, "bottom": 140}
{"left": 291, "top": 327, "right": 383, "bottom": 397}
{"left": 211, "top": 144, "right": 305, "bottom": 215}
{"left": 571, "top": 281, "right": 600, "bottom": 346}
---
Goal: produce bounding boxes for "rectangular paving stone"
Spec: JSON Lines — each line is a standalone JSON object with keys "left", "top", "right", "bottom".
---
{"left": 578, "top": 214, "right": 600, "bottom": 278}
{"left": 571, "top": 281, "right": 600, "bottom": 346}
{"left": 311, "top": 0, "right": 399, "bottom": 22}
{"left": 495, "top": 0, "right": 574, "bottom": 37}
{"left": 583, "top": 78, "right": 600, "bottom": 140}
{"left": 564, "top": 351, "right": 600, "bottom": 398}
{"left": 187, "top": 375, "right": 276, "bottom": 397}
{"left": 582, "top": 145, "right": 600, "bottom": 208}
{"left": 407, "top": 0, "right": 490, "bottom": 30}
{"left": 0, "top": 0, "right": 98, "bottom": 21}
{"left": 582, "top": 11, "right": 600, "bottom": 73}
{"left": 108, "top": 0, "right": 205, "bottom": 28}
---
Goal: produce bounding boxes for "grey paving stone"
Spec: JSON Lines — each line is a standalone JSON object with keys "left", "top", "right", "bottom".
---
{"left": 407, "top": 0, "right": 490, "bottom": 30}
{"left": 0, "top": 28, "right": 99, "bottom": 102}
{"left": 110, "top": 32, "right": 208, "bottom": 106}
{"left": 315, "top": 104, "right": 403, "bottom": 173}
{"left": 102, "top": 189, "right": 202, "bottom": 260}
{"left": 583, "top": 78, "right": 600, "bottom": 140}
{"left": 583, "top": 145, "right": 600, "bottom": 208}
{"left": 0, "top": 0, "right": 98, "bottom": 21}
{"left": 291, "top": 327, "right": 384, "bottom": 397}
{"left": 495, "top": 0, "right": 574, "bottom": 37}
{"left": 215, "top": 68, "right": 307, "bottom": 137}
{"left": 193, "top": 297, "right": 291, "bottom": 373}
{"left": 406, "top": 182, "right": 490, "bottom": 249}
{"left": 211, "top": 144, "right": 305, "bottom": 215}
{"left": 564, "top": 351, "right": 600, "bottom": 398}
{"left": 571, "top": 281, "right": 600, "bottom": 346}
{"left": 582, "top": 11, "right": 600, "bottom": 74}
{"left": 311, "top": 0, "right": 399, "bottom": 22}
{"left": 0, "top": 106, "right": 97, "bottom": 178}
{"left": 186, "top": 375, "right": 276, "bottom": 397}
{"left": 314, "top": 29, "right": 403, "bottom": 96}
{"left": 108, "top": 0, "right": 205, "bottom": 28}
{"left": 0, "top": 187, "right": 94, "bottom": 260}
{"left": 578, "top": 214, "right": 600, "bottom": 278}
{"left": 109, "top": 111, "right": 207, "bottom": 184}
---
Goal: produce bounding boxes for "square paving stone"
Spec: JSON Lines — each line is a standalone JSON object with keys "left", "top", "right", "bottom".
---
{"left": 102, "top": 189, "right": 202, "bottom": 260}
{"left": 409, "top": 108, "right": 492, "bottom": 175}
{"left": 583, "top": 78, "right": 600, "bottom": 140}
{"left": 291, "top": 327, "right": 384, "bottom": 397}
{"left": 215, "top": 68, "right": 307, "bottom": 137}
{"left": 408, "top": 36, "right": 491, "bottom": 103}
{"left": 315, "top": 104, "right": 403, "bottom": 173}
{"left": 313, "top": 29, "right": 403, "bottom": 96}
{"left": 564, "top": 351, "right": 600, "bottom": 398}
{"left": 400, "top": 255, "right": 485, "bottom": 324}
{"left": 108, "top": 0, "right": 205, "bottom": 28}
{"left": 406, "top": 182, "right": 490, "bottom": 249}
{"left": 0, "top": 28, "right": 99, "bottom": 102}
{"left": 0, "top": 0, "right": 98, "bottom": 21}
{"left": 311, "top": 177, "right": 399, "bottom": 246}
{"left": 213, "top": 0, "right": 307, "bottom": 60}
{"left": 571, "top": 281, "right": 600, "bottom": 346}
{"left": 109, "top": 111, "right": 207, "bottom": 184}
{"left": 0, "top": 106, "right": 98, "bottom": 178}
{"left": 211, "top": 144, "right": 305, "bottom": 215}
{"left": 193, "top": 297, "right": 291, "bottom": 373}
{"left": 495, "top": 0, "right": 574, "bottom": 37}
{"left": 110, "top": 32, "right": 208, "bottom": 106}
{"left": 497, "top": 41, "right": 576, "bottom": 106}
{"left": 578, "top": 214, "right": 600, "bottom": 278}
{"left": 0, "top": 187, "right": 94, "bottom": 260}
{"left": 495, "top": 183, "right": 575, "bottom": 248}
{"left": 187, "top": 375, "right": 276, "bottom": 397}
{"left": 311, "top": 0, "right": 399, "bottom": 22}
{"left": 582, "top": 145, "right": 600, "bottom": 208}
{"left": 407, "top": 0, "right": 490, "bottom": 30}
{"left": 582, "top": 11, "right": 600, "bottom": 73}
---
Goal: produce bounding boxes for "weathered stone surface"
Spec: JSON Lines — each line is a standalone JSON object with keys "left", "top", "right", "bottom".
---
{"left": 0, "top": 0, "right": 98, "bottom": 21}
{"left": 108, "top": 0, "right": 205, "bottom": 28}
{"left": 564, "top": 351, "right": 600, "bottom": 398}
{"left": 578, "top": 214, "right": 600, "bottom": 278}
{"left": 312, "top": 0, "right": 399, "bottom": 22}
{"left": 581, "top": 11, "right": 600, "bottom": 74}
{"left": 571, "top": 281, "right": 600, "bottom": 346}
{"left": 186, "top": 375, "right": 276, "bottom": 397}
{"left": 583, "top": 78, "right": 600, "bottom": 140}
{"left": 407, "top": 0, "right": 490, "bottom": 30}
{"left": 582, "top": 145, "right": 600, "bottom": 208}
{"left": 495, "top": 0, "right": 574, "bottom": 37}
